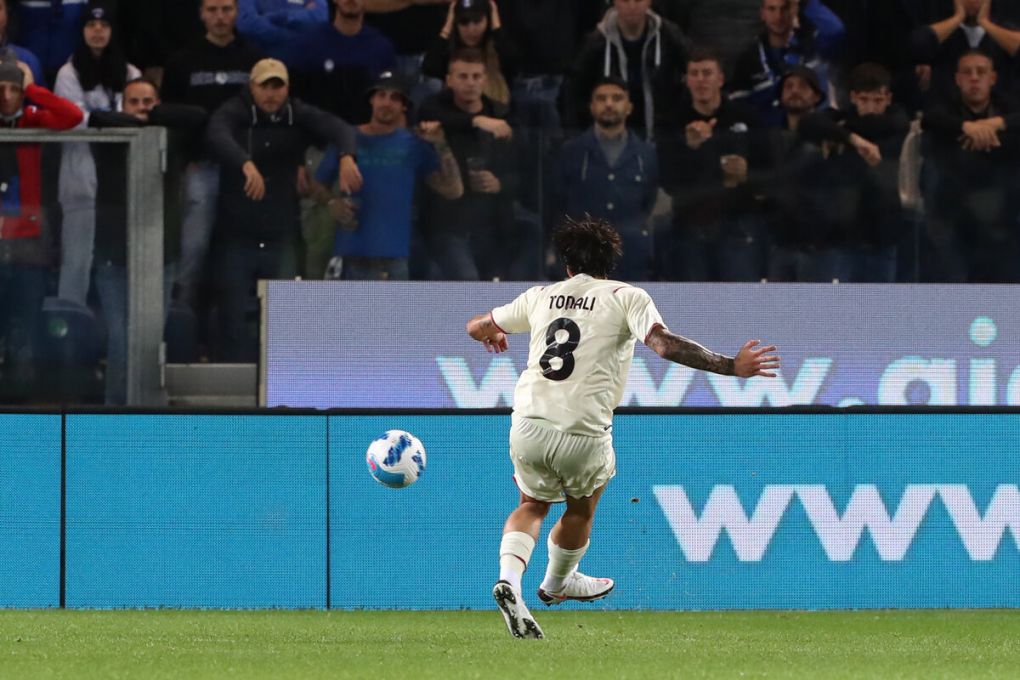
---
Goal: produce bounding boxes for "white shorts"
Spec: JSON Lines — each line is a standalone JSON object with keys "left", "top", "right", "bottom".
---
{"left": 509, "top": 414, "right": 616, "bottom": 503}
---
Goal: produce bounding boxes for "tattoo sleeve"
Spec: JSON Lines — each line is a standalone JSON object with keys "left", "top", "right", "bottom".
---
{"left": 651, "top": 330, "right": 735, "bottom": 376}
{"left": 427, "top": 142, "right": 464, "bottom": 199}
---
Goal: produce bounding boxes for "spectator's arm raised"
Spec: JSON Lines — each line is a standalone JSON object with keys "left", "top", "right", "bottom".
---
{"left": 978, "top": 0, "right": 1020, "bottom": 57}
{"left": 418, "top": 121, "right": 464, "bottom": 199}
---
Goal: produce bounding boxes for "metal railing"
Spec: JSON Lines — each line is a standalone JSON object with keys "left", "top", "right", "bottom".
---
{"left": 0, "top": 128, "right": 166, "bottom": 405}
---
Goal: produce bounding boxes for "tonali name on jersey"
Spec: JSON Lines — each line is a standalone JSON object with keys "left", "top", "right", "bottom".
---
{"left": 548, "top": 295, "right": 596, "bottom": 311}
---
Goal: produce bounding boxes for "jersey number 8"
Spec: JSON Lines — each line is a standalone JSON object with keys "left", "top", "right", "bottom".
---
{"left": 540, "top": 318, "right": 581, "bottom": 381}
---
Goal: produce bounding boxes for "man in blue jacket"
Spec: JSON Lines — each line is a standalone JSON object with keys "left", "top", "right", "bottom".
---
{"left": 556, "top": 76, "right": 659, "bottom": 281}
{"left": 728, "top": 0, "right": 845, "bottom": 125}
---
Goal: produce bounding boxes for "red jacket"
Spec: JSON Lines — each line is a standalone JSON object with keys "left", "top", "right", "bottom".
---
{"left": 0, "top": 83, "right": 83, "bottom": 239}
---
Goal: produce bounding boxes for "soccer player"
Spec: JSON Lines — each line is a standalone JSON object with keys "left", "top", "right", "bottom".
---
{"left": 465, "top": 216, "right": 781, "bottom": 639}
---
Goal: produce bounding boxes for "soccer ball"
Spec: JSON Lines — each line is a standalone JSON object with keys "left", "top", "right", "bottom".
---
{"left": 366, "top": 430, "right": 427, "bottom": 488}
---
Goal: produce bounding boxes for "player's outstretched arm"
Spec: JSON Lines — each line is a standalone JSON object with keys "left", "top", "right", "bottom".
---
{"left": 466, "top": 313, "right": 509, "bottom": 353}
{"left": 645, "top": 327, "right": 780, "bottom": 378}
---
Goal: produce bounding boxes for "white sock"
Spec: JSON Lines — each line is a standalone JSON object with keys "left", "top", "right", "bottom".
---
{"left": 498, "top": 531, "right": 535, "bottom": 593}
{"left": 540, "top": 537, "right": 589, "bottom": 593}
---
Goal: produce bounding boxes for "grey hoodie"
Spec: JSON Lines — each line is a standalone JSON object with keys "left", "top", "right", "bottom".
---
{"left": 565, "top": 7, "right": 689, "bottom": 139}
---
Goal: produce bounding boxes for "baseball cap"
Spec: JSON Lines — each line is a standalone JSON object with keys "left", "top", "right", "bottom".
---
{"left": 250, "top": 59, "right": 289, "bottom": 86}
{"left": 779, "top": 65, "right": 823, "bottom": 98}
{"left": 366, "top": 71, "right": 412, "bottom": 103}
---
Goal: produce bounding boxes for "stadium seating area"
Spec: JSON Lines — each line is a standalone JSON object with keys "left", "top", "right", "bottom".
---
{"left": 1, "top": 0, "right": 1019, "bottom": 403}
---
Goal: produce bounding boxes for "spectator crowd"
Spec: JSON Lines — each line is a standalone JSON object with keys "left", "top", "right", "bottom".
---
{"left": 1, "top": 0, "right": 1020, "bottom": 402}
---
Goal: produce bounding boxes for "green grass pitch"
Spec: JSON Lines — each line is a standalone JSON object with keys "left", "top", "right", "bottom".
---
{"left": 2, "top": 610, "right": 1019, "bottom": 679}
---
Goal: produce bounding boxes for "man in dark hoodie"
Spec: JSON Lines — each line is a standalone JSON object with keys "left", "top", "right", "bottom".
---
{"left": 761, "top": 64, "right": 880, "bottom": 282}
{"left": 657, "top": 47, "right": 767, "bottom": 281}
{"left": 206, "top": 57, "right": 360, "bottom": 361}
{"left": 418, "top": 47, "right": 515, "bottom": 281}
{"left": 921, "top": 49, "right": 1020, "bottom": 282}
{"left": 561, "top": 0, "right": 689, "bottom": 141}
{"left": 797, "top": 62, "right": 910, "bottom": 282}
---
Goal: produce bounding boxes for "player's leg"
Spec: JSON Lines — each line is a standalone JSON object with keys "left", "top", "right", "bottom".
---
{"left": 537, "top": 430, "right": 616, "bottom": 604}
{"left": 537, "top": 485, "right": 614, "bottom": 604}
{"left": 551, "top": 483, "right": 606, "bottom": 549}
{"left": 493, "top": 491, "right": 551, "bottom": 639}
{"left": 499, "top": 492, "right": 551, "bottom": 593}
{"left": 494, "top": 416, "right": 564, "bottom": 639}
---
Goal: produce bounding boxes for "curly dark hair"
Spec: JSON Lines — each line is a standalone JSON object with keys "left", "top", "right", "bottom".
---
{"left": 553, "top": 215, "right": 623, "bottom": 278}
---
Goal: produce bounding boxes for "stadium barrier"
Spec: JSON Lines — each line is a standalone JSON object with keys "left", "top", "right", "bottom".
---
{"left": 2, "top": 409, "right": 1018, "bottom": 610}
{"left": 0, "top": 129, "right": 167, "bottom": 405}
{"left": 260, "top": 281, "right": 1020, "bottom": 409}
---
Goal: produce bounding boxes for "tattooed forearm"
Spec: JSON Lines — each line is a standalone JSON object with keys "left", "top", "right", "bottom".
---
{"left": 466, "top": 313, "right": 498, "bottom": 341}
{"left": 651, "top": 331, "right": 735, "bottom": 376}
{"left": 427, "top": 142, "right": 464, "bottom": 199}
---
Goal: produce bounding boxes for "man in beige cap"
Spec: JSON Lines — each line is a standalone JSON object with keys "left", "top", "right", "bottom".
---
{"left": 205, "top": 56, "right": 361, "bottom": 361}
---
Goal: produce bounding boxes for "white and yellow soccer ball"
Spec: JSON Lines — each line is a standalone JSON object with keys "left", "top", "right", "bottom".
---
{"left": 366, "top": 430, "right": 426, "bottom": 488}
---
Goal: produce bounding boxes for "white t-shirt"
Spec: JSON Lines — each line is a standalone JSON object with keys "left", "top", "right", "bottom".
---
{"left": 491, "top": 274, "right": 666, "bottom": 436}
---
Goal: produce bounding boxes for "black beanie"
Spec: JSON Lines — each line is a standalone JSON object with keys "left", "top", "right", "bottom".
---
{"left": 83, "top": 0, "right": 117, "bottom": 27}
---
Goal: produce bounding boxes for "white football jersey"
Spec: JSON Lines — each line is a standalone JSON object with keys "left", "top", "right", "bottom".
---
{"left": 491, "top": 274, "right": 666, "bottom": 436}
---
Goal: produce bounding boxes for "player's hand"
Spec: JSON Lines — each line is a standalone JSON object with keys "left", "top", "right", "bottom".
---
{"left": 734, "top": 339, "right": 780, "bottom": 378}
{"left": 483, "top": 333, "right": 509, "bottom": 353}
{"left": 242, "top": 161, "right": 265, "bottom": 201}
{"left": 338, "top": 155, "right": 363, "bottom": 193}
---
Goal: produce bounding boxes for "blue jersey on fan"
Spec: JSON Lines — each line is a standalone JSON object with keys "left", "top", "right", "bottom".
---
{"left": 316, "top": 129, "right": 439, "bottom": 259}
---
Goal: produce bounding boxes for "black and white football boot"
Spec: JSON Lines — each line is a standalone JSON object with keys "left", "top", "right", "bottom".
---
{"left": 492, "top": 580, "right": 545, "bottom": 639}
